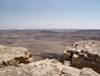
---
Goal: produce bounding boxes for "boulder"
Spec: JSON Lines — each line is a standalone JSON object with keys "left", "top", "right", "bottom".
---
{"left": 71, "top": 54, "right": 80, "bottom": 68}
{"left": 80, "top": 68, "right": 100, "bottom": 76}
{"left": 60, "top": 50, "right": 71, "bottom": 64}
{"left": 60, "top": 40, "right": 100, "bottom": 74}
{"left": 0, "top": 45, "right": 35, "bottom": 68}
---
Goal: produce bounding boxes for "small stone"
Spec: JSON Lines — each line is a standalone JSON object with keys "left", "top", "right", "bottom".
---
{"left": 78, "top": 53, "right": 84, "bottom": 58}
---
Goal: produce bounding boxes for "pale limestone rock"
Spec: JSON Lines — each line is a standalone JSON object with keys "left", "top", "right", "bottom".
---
{"left": 0, "top": 44, "right": 35, "bottom": 68}
{"left": 0, "top": 43, "right": 100, "bottom": 76}
{"left": 78, "top": 53, "right": 84, "bottom": 58}
{"left": 60, "top": 51, "right": 71, "bottom": 64}
{"left": 72, "top": 54, "right": 79, "bottom": 67}
{"left": 80, "top": 68, "right": 100, "bottom": 76}
{"left": 0, "top": 59, "right": 92, "bottom": 76}
{"left": 61, "top": 67, "right": 80, "bottom": 76}
{"left": 60, "top": 40, "right": 100, "bottom": 74}
{"left": 83, "top": 54, "right": 90, "bottom": 60}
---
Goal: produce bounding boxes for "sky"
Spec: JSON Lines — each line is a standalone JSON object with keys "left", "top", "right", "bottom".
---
{"left": 0, "top": 0, "right": 100, "bottom": 29}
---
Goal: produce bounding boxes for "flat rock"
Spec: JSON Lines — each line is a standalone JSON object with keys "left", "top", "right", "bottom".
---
{"left": 80, "top": 68, "right": 100, "bottom": 76}
{"left": 73, "top": 40, "right": 100, "bottom": 54}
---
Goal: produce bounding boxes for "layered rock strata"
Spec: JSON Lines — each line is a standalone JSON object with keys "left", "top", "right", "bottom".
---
{"left": 60, "top": 40, "right": 100, "bottom": 74}
{"left": 0, "top": 45, "right": 35, "bottom": 68}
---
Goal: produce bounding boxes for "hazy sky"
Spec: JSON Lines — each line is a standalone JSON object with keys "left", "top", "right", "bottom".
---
{"left": 0, "top": 0, "right": 100, "bottom": 29}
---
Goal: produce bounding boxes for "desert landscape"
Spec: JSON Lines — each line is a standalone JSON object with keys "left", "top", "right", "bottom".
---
{"left": 0, "top": 29, "right": 100, "bottom": 61}
{"left": 0, "top": 0, "right": 100, "bottom": 75}
{"left": 0, "top": 29, "right": 100, "bottom": 76}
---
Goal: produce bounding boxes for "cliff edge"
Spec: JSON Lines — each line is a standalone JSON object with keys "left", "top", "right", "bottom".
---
{"left": 0, "top": 45, "right": 35, "bottom": 68}
{"left": 0, "top": 43, "right": 100, "bottom": 76}
{"left": 60, "top": 40, "right": 100, "bottom": 74}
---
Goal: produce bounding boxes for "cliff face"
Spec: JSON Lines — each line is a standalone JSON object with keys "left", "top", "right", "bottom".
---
{"left": 60, "top": 40, "right": 100, "bottom": 74}
{"left": 0, "top": 43, "right": 100, "bottom": 76}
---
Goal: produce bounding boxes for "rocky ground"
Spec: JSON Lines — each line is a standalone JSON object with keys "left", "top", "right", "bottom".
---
{"left": 0, "top": 40, "right": 100, "bottom": 76}
{"left": 60, "top": 40, "right": 100, "bottom": 74}
{"left": 0, "top": 45, "right": 35, "bottom": 68}
{"left": 0, "top": 59, "right": 99, "bottom": 76}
